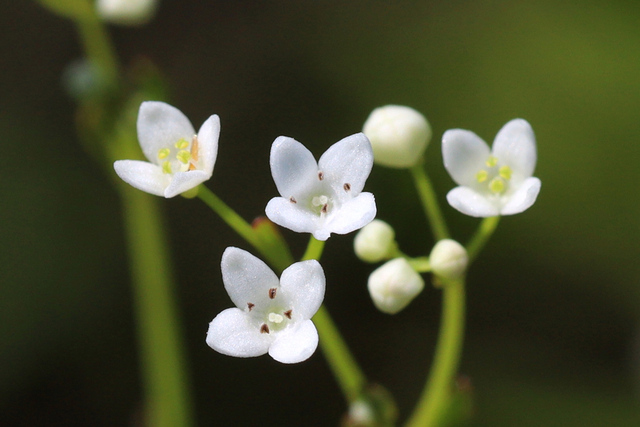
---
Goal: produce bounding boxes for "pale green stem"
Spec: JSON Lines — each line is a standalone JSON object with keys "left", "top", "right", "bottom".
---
{"left": 196, "top": 185, "right": 292, "bottom": 272}
{"left": 119, "top": 186, "right": 193, "bottom": 427}
{"left": 409, "top": 164, "right": 450, "bottom": 241}
{"left": 73, "top": 3, "right": 120, "bottom": 89}
{"left": 465, "top": 216, "right": 500, "bottom": 263}
{"left": 405, "top": 279, "right": 465, "bottom": 427}
{"left": 407, "top": 256, "right": 430, "bottom": 273}
{"left": 300, "top": 236, "right": 367, "bottom": 402}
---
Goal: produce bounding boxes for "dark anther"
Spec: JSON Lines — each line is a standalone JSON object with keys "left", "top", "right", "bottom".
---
{"left": 247, "top": 302, "right": 255, "bottom": 311}
{"left": 321, "top": 204, "right": 328, "bottom": 214}
{"left": 260, "top": 324, "right": 270, "bottom": 334}
{"left": 284, "top": 310, "right": 292, "bottom": 319}
{"left": 318, "top": 171, "right": 324, "bottom": 180}
{"left": 343, "top": 183, "right": 351, "bottom": 191}
{"left": 289, "top": 196, "right": 297, "bottom": 203}
{"left": 269, "top": 288, "right": 277, "bottom": 299}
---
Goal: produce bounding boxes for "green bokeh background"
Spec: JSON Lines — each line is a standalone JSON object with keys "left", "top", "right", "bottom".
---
{"left": 1, "top": 1, "right": 639, "bottom": 425}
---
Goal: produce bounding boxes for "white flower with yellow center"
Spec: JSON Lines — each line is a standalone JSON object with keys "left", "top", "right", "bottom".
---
{"left": 442, "top": 118, "right": 541, "bottom": 217}
{"left": 114, "top": 101, "right": 219, "bottom": 198}
{"left": 265, "top": 133, "right": 376, "bottom": 241}
{"left": 206, "top": 247, "right": 326, "bottom": 364}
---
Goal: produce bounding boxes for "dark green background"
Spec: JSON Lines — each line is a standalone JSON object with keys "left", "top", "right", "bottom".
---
{"left": 1, "top": 1, "right": 639, "bottom": 425}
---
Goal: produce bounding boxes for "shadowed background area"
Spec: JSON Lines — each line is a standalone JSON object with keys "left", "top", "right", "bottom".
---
{"left": 1, "top": 1, "right": 640, "bottom": 425}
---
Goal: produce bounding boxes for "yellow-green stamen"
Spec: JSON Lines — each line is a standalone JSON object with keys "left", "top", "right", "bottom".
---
{"left": 175, "top": 138, "right": 189, "bottom": 150}
{"left": 475, "top": 170, "right": 488, "bottom": 183}
{"left": 162, "top": 161, "right": 172, "bottom": 174}
{"left": 158, "top": 148, "right": 170, "bottom": 159}
{"left": 499, "top": 165, "right": 512, "bottom": 180}
{"left": 177, "top": 150, "right": 191, "bottom": 164}
{"left": 489, "top": 177, "right": 505, "bottom": 194}
{"left": 485, "top": 156, "right": 498, "bottom": 167}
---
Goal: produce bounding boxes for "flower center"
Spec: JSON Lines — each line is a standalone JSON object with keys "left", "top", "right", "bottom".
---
{"left": 474, "top": 155, "right": 513, "bottom": 195}
{"left": 157, "top": 135, "right": 199, "bottom": 174}
{"left": 311, "top": 194, "right": 331, "bottom": 215}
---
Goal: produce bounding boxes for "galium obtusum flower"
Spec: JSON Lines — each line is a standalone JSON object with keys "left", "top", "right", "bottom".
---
{"left": 265, "top": 133, "right": 376, "bottom": 241}
{"left": 114, "top": 101, "right": 219, "bottom": 198}
{"left": 97, "top": 0, "right": 157, "bottom": 26}
{"left": 442, "top": 118, "right": 541, "bottom": 217}
{"left": 206, "top": 247, "right": 325, "bottom": 364}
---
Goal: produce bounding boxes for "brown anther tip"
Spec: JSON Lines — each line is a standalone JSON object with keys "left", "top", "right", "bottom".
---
{"left": 289, "top": 196, "right": 297, "bottom": 204}
{"left": 260, "top": 324, "right": 270, "bottom": 334}
{"left": 318, "top": 171, "right": 324, "bottom": 180}
{"left": 284, "top": 310, "right": 292, "bottom": 319}
{"left": 188, "top": 163, "right": 197, "bottom": 171}
{"left": 343, "top": 183, "right": 351, "bottom": 191}
{"left": 268, "top": 288, "right": 277, "bottom": 299}
{"left": 247, "top": 302, "right": 255, "bottom": 311}
{"left": 321, "top": 204, "right": 328, "bottom": 214}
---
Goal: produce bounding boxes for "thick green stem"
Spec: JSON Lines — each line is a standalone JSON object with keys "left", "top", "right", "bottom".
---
{"left": 405, "top": 280, "right": 466, "bottom": 427}
{"left": 465, "top": 216, "right": 500, "bottom": 263}
{"left": 409, "top": 164, "right": 450, "bottom": 241}
{"left": 300, "top": 236, "right": 367, "bottom": 402}
{"left": 120, "top": 186, "right": 193, "bottom": 427}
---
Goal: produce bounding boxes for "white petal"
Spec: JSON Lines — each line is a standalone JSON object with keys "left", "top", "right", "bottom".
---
{"left": 324, "top": 192, "right": 377, "bottom": 237}
{"left": 270, "top": 137, "right": 319, "bottom": 199}
{"left": 442, "top": 129, "right": 491, "bottom": 187}
{"left": 268, "top": 320, "right": 319, "bottom": 364}
{"left": 492, "top": 119, "right": 537, "bottom": 179}
{"left": 279, "top": 260, "right": 325, "bottom": 320}
{"left": 137, "top": 101, "right": 195, "bottom": 164}
{"left": 221, "top": 247, "right": 280, "bottom": 310}
{"left": 113, "top": 160, "right": 169, "bottom": 196}
{"left": 500, "top": 177, "right": 541, "bottom": 215}
{"left": 196, "top": 114, "right": 220, "bottom": 175}
{"left": 446, "top": 186, "right": 500, "bottom": 217}
{"left": 206, "top": 308, "right": 271, "bottom": 358}
{"left": 318, "top": 133, "right": 373, "bottom": 195}
{"left": 265, "top": 197, "right": 322, "bottom": 236}
{"left": 163, "top": 170, "right": 211, "bottom": 198}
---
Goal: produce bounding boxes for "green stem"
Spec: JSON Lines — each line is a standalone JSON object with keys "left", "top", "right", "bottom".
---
{"left": 313, "top": 305, "right": 367, "bottom": 403}
{"left": 409, "top": 164, "right": 450, "bottom": 241}
{"left": 465, "top": 216, "right": 500, "bottom": 263}
{"left": 74, "top": 4, "right": 120, "bottom": 89}
{"left": 119, "top": 186, "right": 193, "bottom": 427}
{"left": 196, "top": 185, "right": 292, "bottom": 272}
{"left": 301, "top": 236, "right": 325, "bottom": 261}
{"left": 405, "top": 280, "right": 466, "bottom": 427}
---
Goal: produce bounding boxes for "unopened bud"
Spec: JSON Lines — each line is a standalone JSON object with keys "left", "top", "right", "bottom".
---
{"left": 368, "top": 258, "right": 424, "bottom": 314}
{"left": 354, "top": 219, "right": 395, "bottom": 263}
{"left": 363, "top": 105, "right": 431, "bottom": 168}
{"left": 97, "top": 0, "right": 157, "bottom": 25}
{"left": 429, "top": 239, "right": 468, "bottom": 281}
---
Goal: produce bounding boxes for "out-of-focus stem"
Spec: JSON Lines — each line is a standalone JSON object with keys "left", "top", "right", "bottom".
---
{"left": 409, "top": 164, "right": 450, "bottom": 241}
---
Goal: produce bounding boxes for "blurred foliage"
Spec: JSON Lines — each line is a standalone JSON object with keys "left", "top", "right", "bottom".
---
{"left": 1, "top": 0, "right": 639, "bottom": 425}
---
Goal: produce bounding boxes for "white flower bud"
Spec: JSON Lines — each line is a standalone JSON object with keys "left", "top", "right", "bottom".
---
{"left": 363, "top": 105, "right": 432, "bottom": 168}
{"left": 354, "top": 219, "right": 395, "bottom": 263}
{"left": 96, "top": 0, "right": 157, "bottom": 25}
{"left": 368, "top": 258, "right": 424, "bottom": 314}
{"left": 429, "top": 239, "right": 468, "bottom": 281}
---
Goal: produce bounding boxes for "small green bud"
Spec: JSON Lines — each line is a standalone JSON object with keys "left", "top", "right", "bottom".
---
{"left": 363, "top": 105, "right": 431, "bottom": 168}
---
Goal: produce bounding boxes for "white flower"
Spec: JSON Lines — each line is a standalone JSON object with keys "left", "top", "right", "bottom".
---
{"left": 206, "top": 247, "right": 325, "bottom": 364}
{"left": 429, "top": 239, "right": 468, "bottom": 281}
{"left": 363, "top": 105, "right": 432, "bottom": 168}
{"left": 442, "top": 118, "right": 541, "bottom": 217}
{"left": 114, "top": 101, "right": 219, "bottom": 198}
{"left": 354, "top": 219, "right": 396, "bottom": 263}
{"left": 265, "top": 133, "right": 377, "bottom": 241}
{"left": 97, "top": 0, "right": 157, "bottom": 25}
{"left": 368, "top": 258, "right": 424, "bottom": 314}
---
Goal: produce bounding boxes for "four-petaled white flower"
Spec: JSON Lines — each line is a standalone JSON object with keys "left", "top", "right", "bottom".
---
{"left": 442, "top": 118, "right": 541, "bottom": 217}
{"left": 114, "top": 101, "right": 219, "bottom": 198}
{"left": 265, "top": 134, "right": 377, "bottom": 241}
{"left": 206, "top": 247, "right": 325, "bottom": 364}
